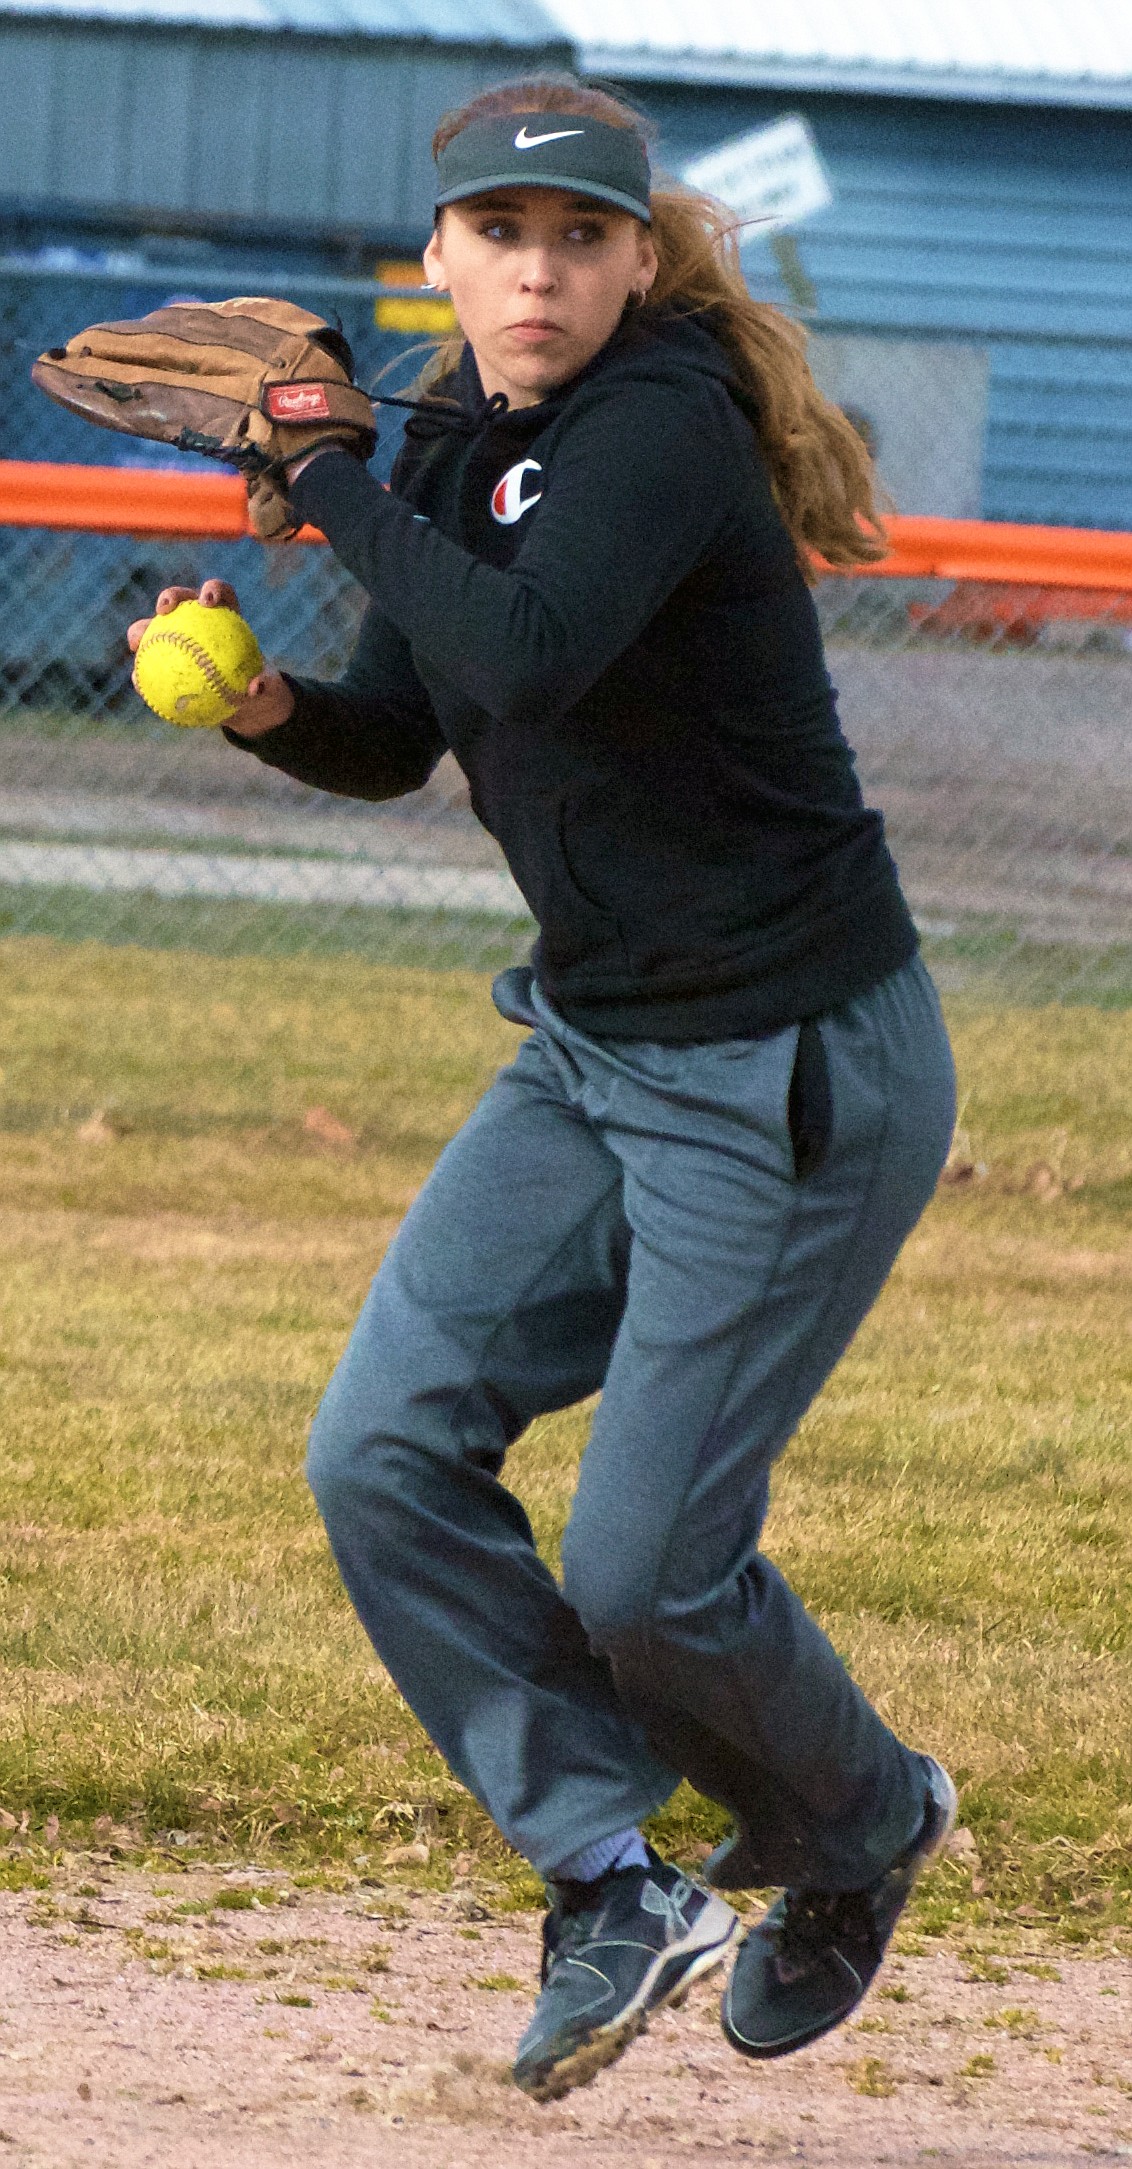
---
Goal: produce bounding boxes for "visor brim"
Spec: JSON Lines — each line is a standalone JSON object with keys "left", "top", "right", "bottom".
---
{"left": 434, "top": 174, "right": 651, "bottom": 223}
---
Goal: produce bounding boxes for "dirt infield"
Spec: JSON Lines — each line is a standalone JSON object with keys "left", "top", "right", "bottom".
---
{"left": 1, "top": 1866, "right": 1128, "bottom": 2168}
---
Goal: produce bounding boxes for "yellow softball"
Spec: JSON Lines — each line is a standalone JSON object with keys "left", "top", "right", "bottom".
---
{"left": 132, "top": 600, "right": 264, "bottom": 728}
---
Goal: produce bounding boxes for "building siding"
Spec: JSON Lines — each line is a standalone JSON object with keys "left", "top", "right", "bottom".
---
{"left": 638, "top": 84, "right": 1132, "bottom": 527}
{"left": 0, "top": 18, "right": 571, "bottom": 242}
{"left": 1, "top": 18, "right": 1129, "bottom": 529}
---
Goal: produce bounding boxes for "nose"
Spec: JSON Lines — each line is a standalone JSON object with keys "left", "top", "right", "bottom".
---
{"left": 518, "top": 249, "right": 557, "bottom": 294}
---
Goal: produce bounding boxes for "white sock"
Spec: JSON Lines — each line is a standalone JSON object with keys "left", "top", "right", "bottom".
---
{"left": 552, "top": 1827, "right": 650, "bottom": 1884}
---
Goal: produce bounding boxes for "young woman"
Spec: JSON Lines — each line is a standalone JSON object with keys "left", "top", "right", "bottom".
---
{"left": 131, "top": 78, "right": 957, "bottom": 2104}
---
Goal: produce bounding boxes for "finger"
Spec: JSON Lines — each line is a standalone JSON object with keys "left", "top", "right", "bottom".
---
{"left": 126, "top": 617, "right": 152, "bottom": 654}
{"left": 199, "top": 580, "right": 239, "bottom": 610}
{"left": 155, "top": 586, "right": 196, "bottom": 615}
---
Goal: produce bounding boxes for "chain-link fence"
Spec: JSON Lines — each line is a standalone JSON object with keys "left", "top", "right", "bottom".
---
{"left": 813, "top": 580, "right": 1132, "bottom": 1005}
{"left": 2, "top": 264, "right": 1131, "bottom": 1003}
{"left": 0, "top": 257, "right": 435, "bottom": 471}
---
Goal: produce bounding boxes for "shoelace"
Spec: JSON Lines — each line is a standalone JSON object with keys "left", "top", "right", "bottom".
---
{"left": 540, "top": 1881, "right": 622, "bottom": 1985}
{"left": 539, "top": 1904, "right": 586, "bottom": 1985}
{"left": 775, "top": 1886, "right": 883, "bottom": 1970}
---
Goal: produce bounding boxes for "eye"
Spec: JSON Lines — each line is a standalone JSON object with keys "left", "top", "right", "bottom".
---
{"left": 478, "top": 219, "right": 519, "bottom": 243}
{"left": 566, "top": 221, "right": 606, "bottom": 245}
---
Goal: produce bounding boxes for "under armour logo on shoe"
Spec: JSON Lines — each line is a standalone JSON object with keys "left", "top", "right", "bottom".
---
{"left": 640, "top": 1877, "right": 692, "bottom": 1940}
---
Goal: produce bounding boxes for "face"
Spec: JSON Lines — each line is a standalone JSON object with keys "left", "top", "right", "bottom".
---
{"left": 423, "top": 186, "right": 658, "bottom": 409}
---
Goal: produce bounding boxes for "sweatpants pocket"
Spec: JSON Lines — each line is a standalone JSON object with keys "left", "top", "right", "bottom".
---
{"left": 787, "top": 1019, "right": 832, "bottom": 1180}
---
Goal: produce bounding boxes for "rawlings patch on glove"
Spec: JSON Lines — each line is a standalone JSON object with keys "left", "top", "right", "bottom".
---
{"left": 32, "top": 297, "right": 378, "bottom": 540}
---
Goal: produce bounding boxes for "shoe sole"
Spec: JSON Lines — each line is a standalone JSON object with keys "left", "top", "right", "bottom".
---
{"left": 516, "top": 1900, "right": 740, "bottom": 2104}
{"left": 722, "top": 1761, "right": 959, "bottom": 2062}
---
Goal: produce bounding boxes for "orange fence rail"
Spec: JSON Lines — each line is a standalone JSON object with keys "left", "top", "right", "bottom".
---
{"left": 3, "top": 459, "right": 1132, "bottom": 592}
{"left": 854, "top": 515, "right": 1132, "bottom": 593}
{"left": 0, "top": 460, "right": 323, "bottom": 547}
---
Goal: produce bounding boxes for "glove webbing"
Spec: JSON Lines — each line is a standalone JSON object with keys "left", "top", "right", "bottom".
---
{"left": 171, "top": 389, "right": 466, "bottom": 480}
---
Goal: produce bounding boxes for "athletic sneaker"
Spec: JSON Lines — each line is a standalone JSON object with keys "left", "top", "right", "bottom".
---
{"left": 512, "top": 1848, "right": 739, "bottom": 2101}
{"left": 722, "top": 1756, "right": 957, "bottom": 2061}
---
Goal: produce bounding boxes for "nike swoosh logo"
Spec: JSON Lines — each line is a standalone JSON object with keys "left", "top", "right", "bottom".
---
{"left": 514, "top": 127, "right": 585, "bottom": 150}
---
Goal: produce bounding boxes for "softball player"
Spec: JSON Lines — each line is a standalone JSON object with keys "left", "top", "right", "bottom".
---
{"left": 131, "top": 77, "right": 958, "bottom": 2103}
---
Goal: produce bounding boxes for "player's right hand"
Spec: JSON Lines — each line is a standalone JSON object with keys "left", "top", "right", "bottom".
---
{"left": 126, "top": 580, "right": 296, "bottom": 737}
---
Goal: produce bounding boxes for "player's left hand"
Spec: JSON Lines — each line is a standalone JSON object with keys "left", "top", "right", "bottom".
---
{"left": 32, "top": 298, "right": 376, "bottom": 541}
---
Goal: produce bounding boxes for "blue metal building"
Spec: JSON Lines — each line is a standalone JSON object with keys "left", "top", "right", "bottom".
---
{"left": 561, "top": 3, "right": 1132, "bottom": 529}
{"left": 0, "top": 0, "right": 571, "bottom": 255}
{"left": 640, "top": 87, "right": 1132, "bottom": 529}
{"left": 1, "top": 0, "right": 1130, "bottom": 527}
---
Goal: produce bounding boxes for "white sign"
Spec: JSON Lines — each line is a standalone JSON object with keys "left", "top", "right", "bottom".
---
{"left": 682, "top": 115, "right": 833, "bottom": 238}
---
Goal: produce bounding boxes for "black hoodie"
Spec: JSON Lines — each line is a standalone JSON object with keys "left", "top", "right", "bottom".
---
{"left": 231, "top": 309, "right": 917, "bottom": 1041}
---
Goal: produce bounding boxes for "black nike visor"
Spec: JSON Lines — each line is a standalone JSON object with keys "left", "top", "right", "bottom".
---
{"left": 435, "top": 115, "right": 652, "bottom": 224}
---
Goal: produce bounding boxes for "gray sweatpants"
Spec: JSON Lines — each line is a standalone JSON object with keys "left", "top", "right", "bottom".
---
{"left": 307, "top": 955, "right": 956, "bottom": 1891}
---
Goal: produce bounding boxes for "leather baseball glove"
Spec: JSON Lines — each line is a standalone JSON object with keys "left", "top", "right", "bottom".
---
{"left": 32, "top": 297, "right": 377, "bottom": 540}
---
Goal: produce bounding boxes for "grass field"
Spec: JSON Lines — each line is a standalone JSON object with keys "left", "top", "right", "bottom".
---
{"left": 3, "top": 880, "right": 1132, "bottom": 1008}
{"left": 0, "top": 936, "right": 1129, "bottom": 1945}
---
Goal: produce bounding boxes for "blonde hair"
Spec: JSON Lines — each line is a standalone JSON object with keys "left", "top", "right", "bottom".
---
{"left": 426, "top": 76, "right": 887, "bottom": 573}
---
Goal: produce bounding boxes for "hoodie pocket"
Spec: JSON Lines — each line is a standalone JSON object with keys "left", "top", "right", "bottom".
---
{"left": 556, "top": 796, "right": 622, "bottom": 918}
{"left": 559, "top": 775, "right": 757, "bottom": 967}
{"left": 490, "top": 787, "right": 621, "bottom": 973}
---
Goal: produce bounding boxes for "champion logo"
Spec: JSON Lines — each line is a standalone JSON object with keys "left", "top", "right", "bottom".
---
{"left": 491, "top": 458, "right": 543, "bottom": 525}
{"left": 514, "top": 126, "right": 585, "bottom": 151}
{"left": 266, "top": 383, "right": 332, "bottom": 421}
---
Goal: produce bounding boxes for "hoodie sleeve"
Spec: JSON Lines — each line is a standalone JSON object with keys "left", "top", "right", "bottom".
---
{"left": 288, "top": 376, "right": 753, "bottom": 727}
{"left": 223, "top": 600, "right": 447, "bottom": 802}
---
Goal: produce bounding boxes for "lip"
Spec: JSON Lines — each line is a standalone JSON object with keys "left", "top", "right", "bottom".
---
{"left": 507, "top": 319, "right": 565, "bottom": 342}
